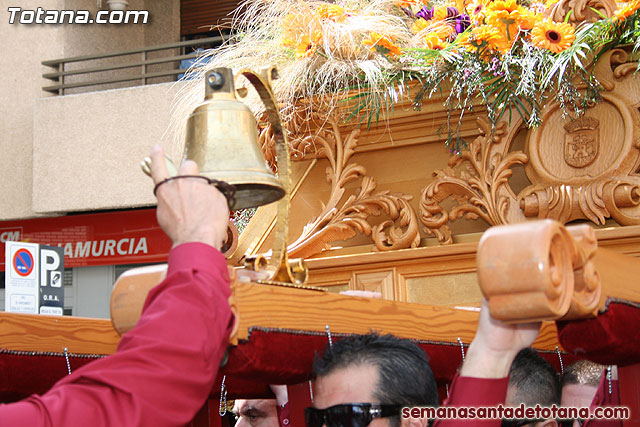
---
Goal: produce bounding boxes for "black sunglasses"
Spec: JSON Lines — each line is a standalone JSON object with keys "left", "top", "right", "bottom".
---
{"left": 305, "top": 403, "right": 402, "bottom": 427}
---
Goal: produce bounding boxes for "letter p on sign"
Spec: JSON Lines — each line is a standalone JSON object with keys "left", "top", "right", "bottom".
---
{"left": 41, "top": 248, "right": 61, "bottom": 287}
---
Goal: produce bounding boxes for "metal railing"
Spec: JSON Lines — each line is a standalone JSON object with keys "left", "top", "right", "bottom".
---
{"left": 42, "top": 36, "right": 224, "bottom": 95}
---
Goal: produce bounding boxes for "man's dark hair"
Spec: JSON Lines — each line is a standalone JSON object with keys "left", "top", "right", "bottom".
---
{"left": 507, "top": 348, "right": 561, "bottom": 407}
{"left": 312, "top": 333, "right": 438, "bottom": 411}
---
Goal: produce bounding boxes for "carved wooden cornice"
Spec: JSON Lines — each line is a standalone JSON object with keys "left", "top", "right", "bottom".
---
{"left": 419, "top": 47, "right": 640, "bottom": 243}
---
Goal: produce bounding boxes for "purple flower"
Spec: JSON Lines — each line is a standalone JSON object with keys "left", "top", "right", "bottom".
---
{"left": 446, "top": 6, "right": 460, "bottom": 18}
{"left": 454, "top": 14, "right": 471, "bottom": 33}
{"left": 416, "top": 6, "right": 433, "bottom": 20}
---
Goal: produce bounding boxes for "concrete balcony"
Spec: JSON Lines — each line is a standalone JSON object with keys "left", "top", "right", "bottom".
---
{"left": 32, "top": 81, "right": 189, "bottom": 214}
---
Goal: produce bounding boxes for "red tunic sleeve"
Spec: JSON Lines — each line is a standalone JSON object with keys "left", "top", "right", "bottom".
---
{"left": 0, "top": 242, "right": 233, "bottom": 427}
{"left": 433, "top": 374, "right": 508, "bottom": 426}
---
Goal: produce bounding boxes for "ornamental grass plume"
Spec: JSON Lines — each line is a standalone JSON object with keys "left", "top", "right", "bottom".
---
{"left": 169, "top": 0, "right": 413, "bottom": 150}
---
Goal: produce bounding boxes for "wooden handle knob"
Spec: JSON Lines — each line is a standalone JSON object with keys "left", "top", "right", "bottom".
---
{"left": 477, "top": 220, "right": 575, "bottom": 322}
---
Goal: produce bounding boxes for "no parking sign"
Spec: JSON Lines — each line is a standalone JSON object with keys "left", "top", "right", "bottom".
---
{"left": 4, "top": 241, "right": 64, "bottom": 315}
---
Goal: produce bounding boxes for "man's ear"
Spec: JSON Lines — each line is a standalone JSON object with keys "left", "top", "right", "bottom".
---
{"left": 535, "top": 419, "right": 558, "bottom": 427}
{"left": 400, "top": 415, "right": 430, "bottom": 427}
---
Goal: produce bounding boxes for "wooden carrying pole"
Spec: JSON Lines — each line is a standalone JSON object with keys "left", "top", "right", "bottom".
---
{"left": 108, "top": 264, "right": 561, "bottom": 352}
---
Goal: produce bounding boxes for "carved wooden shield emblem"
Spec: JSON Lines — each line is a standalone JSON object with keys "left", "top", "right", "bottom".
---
{"left": 563, "top": 117, "right": 599, "bottom": 168}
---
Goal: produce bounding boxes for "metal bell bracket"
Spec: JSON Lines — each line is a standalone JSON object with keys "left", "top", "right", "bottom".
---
{"left": 233, "top": 67, "right": 311, "bottom": 288}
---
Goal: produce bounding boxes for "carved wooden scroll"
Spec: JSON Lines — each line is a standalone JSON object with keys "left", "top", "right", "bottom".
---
{"left": 273, "top": 111, "right": 421, "bottom": 259}
{"left": 477, "top": 220, "right": 603, "bottom": 323}
{"left": 420, "top": 47, "right": 640, "bottom": 243}
{"left": 420, "top": 117, "right": 527, "bottom": 244}
{"left": 545, "top": 0, "right": 617, "bottom": 25}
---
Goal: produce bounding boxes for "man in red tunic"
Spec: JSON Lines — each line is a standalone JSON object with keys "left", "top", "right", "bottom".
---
{"left": 0, "top": 145, "right": 233, "bottom": 426}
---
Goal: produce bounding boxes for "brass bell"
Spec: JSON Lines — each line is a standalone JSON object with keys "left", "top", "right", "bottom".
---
{"left": 183, "top": 68, "right": 285, "bottom": 210}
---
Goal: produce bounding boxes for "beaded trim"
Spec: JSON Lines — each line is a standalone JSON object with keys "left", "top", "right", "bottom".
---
{"left": 0, "top": 348, "right": 106, "bottom": 359}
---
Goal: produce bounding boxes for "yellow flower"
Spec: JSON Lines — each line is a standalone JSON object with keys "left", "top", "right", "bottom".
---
{"left": 614, "top": 0, "right": 640, "bottom": 21}
{"left": 486, "top": 0, "right": 520, "bottom": 13}
{"left": 421, "top": 32, "right": 450, "bottom": 49}
{"left": 412, "top": 17, "right": 429, "bottom": 33}
{"left": 282, "top": 37, "right": 296, "bottom": 47}
{"left": 485, "top": 5, "right": 542, "bottom": 42}
{"left": 454, "top": 0, "right": 472, "bottom": 15}
{"left": 517, "top": 7, "right": 543, "bottom": 30}
{"left": 485, "top": 9, "right": 520, "bottom": 42}
{"left": 531, "top": 19, "right": 575, "bottom": 53}
{"left": 362, "top": 32, "right": 402, "bottom": 57}
{"left": 433, "top": 5, "right": 450, "bottom": 21}
{"left": 463, "top": 24, "right": 511, "bottom": 54}
{"left": 294, "top": 31, "right": 323, "bottom": 59}
{"left": 467, "top": 0, "right": 490, "bottom": 24}
{"left": 316, "top": 4, "right": 347, "bottom": 22}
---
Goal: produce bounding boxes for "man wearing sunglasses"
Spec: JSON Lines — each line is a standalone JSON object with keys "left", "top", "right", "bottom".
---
{"left": 305, "top": 296, "right": 545, "bottom": 427}
{"left": 307, "top": 333, "right": 438, "bottom": 427}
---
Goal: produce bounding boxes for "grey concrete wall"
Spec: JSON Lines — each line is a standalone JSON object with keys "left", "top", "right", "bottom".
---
{"left": 32, "top": 81, "right": 186, "bottom": 214}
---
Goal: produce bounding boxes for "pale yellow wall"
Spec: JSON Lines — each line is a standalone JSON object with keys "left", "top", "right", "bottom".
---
{"left": 32, "top": 82, "right": 186, "bottom": 214}
{"left": 0, "top": 0, "right": 66, "bottom": 220}
{"left": 0, "top": 1, "right": 180, "bottom": 220}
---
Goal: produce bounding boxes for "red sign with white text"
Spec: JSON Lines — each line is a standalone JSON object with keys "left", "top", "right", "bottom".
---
{"left": 0, "top": 209, "right": 171, "bottom": 271}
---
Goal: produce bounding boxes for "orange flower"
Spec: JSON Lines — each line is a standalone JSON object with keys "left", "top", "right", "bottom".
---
{"left": 421, "top": 32, "right": 450, "bottom": 49}
{"left": 362, "top": 32, "right": 402, "bottom": 57}
{"left": 413, "top": 19, "right": 456, "bottom": 38}
{"left": 486, "top": 0, "right": 520, "bottom": 13}
{"left": 295, "top": 31, "right": 323, "bottom": 59}
{"left": 613, "top": 0, "right": 640, "bottom": 21}
{"left": 517, "top": 7, "right": 543, "bottom": 30}
{"left": 531, "top": 19, "right": 575, "bottom": 53}
{"left": 485, "top": 5, "right": 542, "bottom": 41}
{"left": 316, "top": 4, "right": 347, "bottom": 22}
{"left": 462, "top": 24, "right": 511, "bottom": 54}
{"left": 485, "top": 10, "right": 520, "bottom": 42}
{"left": 395, "top": 0, "right": 421, "bottom": 8}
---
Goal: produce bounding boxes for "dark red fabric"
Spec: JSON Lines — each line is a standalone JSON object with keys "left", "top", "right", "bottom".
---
{"left": 0, "top": 352, "right": 98, "bottom": 402}
{"left": 212, "top": 329, "right": 576, "bottom": 400}
{"left": 557, "top": 301, "right": 640, "bottom": 366}
{"left": 0, "top": 328, "right": 578, "bottom": 403}
{"left": 0, "top": 242, "right": 233, "bottom": 427}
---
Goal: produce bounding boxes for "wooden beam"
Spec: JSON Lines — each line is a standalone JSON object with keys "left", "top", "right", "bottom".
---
{"left": 229, "top": 282, "right": 561, "bottom": 350}
{"left": 0, "top": 312, "right": 120, "bottom": 355}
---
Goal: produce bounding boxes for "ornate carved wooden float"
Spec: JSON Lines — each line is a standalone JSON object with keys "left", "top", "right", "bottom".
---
{"left": 3, "top": 0, "right": 640, "bottom": 423}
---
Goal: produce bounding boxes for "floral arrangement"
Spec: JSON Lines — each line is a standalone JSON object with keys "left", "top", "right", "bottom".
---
{"left": 179, "top": 0, "right": 640, "bottom": 151}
